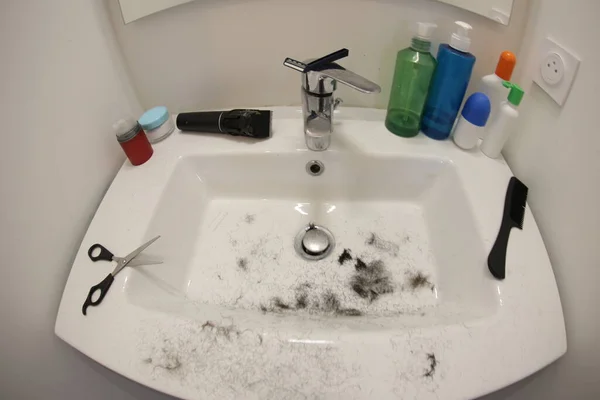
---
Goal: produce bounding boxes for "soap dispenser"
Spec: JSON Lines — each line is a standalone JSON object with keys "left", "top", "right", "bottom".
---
{"left": 422, "top": 21, "right": 476, "bottom": 140}
{"left": 385, "top": 22, "right": 437, "bottom": 137}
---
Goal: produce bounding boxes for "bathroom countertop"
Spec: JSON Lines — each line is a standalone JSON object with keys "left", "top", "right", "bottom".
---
{"left": 55, "top": 107, "right": 566, "bottom": 400}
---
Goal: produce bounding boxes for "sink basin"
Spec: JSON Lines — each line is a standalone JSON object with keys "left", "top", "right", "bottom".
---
{"left": 130, "top": 152, "right": 497, "bottom": 326}
{"left": 55, "top": 107, "right": 566, "bottom": 400}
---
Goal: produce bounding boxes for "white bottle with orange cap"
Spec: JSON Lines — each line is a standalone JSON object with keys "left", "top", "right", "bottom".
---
{"left": 478, "top": 51, "right": 516, "bottom": 138}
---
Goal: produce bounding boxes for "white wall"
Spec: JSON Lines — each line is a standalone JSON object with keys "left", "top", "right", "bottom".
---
{"left": 106, "top": 0, "right": 530, "bottom": 112}
{"left": 0, "top": 1, "right": 165, "bottom": 399}
{"left": 480, "top": 0, "right": 600, "bottom": 399}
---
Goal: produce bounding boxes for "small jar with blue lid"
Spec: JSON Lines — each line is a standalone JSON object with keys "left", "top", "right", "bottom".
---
{"left": 138, "top": 106, "right": 175, "bottom": 144}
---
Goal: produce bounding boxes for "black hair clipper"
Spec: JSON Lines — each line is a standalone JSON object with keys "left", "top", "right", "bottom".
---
{"left": 176, "top": 109, "right": 272, "bottom": 139}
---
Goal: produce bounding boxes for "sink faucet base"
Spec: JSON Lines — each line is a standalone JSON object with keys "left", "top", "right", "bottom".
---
{"left": 284, "top": 49, "right": 381, "bottom": 151}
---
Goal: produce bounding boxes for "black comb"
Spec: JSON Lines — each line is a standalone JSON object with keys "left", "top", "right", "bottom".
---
{"left": 488, "top": 177, "right": 529, "bottom": 280}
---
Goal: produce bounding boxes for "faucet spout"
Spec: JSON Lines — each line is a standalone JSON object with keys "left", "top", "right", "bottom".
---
{"left": 310, "top": 68, "right": 381, "bottom": 94}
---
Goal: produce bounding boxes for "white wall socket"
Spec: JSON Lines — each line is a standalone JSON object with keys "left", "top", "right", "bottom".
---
{"left": 541, "top": 52, "right": 564, "bottom": 85}
{"left": 533, "top": 37, "right": 581, "bottom": 106}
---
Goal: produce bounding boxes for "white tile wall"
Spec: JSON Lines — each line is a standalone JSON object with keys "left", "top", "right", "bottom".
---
{"left": 107, "top": 0, "right": 530, "bottom": 112}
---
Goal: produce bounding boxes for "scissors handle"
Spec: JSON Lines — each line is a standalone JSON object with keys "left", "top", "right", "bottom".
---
{"left": 82, "top": 273, "right": 114, "bottom": 315}
{"left": 88, "top": 244, "right": 114, "bottom": 262}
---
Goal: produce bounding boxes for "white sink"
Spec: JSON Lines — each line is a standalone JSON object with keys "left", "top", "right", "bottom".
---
{"left": 56, "top": 107, "right": 566, "bottom": 400}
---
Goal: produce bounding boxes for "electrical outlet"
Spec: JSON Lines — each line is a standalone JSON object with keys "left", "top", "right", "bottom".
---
{"left": 541, "top": 52, "right": 564, "bottom": 85}
{"left": 533, "top": 37, "right": 581, "bottom": 106}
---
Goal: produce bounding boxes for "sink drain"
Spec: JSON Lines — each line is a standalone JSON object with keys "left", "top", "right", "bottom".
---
{"left": 306, "top": 160, "right": 324, "bottom": 176}
{"left": 294, "top": 224, "right": 335, "bottom": 261}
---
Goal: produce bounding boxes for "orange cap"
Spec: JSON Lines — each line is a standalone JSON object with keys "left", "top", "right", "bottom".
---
{"left": 495, "top": 51, "right": 517, "bottom": 81}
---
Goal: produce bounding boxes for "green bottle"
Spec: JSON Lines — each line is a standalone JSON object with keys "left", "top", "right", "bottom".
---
{"left": 385, "top": 23, "right": 438, "bottom": 137}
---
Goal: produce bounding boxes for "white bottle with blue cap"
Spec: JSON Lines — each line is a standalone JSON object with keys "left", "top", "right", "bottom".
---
{"left": 452, "top": 92, "right": 491, "bottom": 150}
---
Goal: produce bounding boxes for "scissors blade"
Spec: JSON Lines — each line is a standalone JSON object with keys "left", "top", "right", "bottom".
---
{"left": 113, "top": 236, "right": 161, "bottom": 275}
{"left": 127, "top": 259, "right": 163, "bottom": 267}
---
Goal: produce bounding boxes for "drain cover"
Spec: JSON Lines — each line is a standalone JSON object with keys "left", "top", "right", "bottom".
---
{"left": 302, "top": 228, "right": 330, "bottom": 256}
{"left": 294, "top": 224, "right": 335, "bottom": 261}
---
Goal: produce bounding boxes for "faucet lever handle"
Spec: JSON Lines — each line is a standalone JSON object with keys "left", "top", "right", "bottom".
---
{"left": 283, "top": 48, "right": 380, "bottom": 96}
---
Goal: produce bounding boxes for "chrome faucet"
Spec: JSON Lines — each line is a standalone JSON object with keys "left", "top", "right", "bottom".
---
{"left": 283, "top": 49, "right": 381, "bottom": 151}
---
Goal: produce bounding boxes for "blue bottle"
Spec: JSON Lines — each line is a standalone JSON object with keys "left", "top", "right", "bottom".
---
{"left": 422, "top": 21, "right": 476, "bottom": 140}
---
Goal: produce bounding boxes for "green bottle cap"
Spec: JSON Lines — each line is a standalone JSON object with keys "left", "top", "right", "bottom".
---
{"left": 502, "top": 81, "right": 525, "bottom": 106}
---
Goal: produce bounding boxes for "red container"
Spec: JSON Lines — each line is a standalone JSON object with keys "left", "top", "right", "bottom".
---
{"left": 114, "top": 119, "right": 153, "bottom": 166}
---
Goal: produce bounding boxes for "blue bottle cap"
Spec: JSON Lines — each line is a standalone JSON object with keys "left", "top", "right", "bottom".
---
{"left": 139, "top": 106, "right": 170, "bottom": 131}
{"left": 461, "top": 93, "right": 491, "bottom": 127}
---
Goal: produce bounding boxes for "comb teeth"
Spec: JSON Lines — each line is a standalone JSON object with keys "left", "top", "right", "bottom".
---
{"left": 509, "top": 177, "right": 528, "bottom": 230}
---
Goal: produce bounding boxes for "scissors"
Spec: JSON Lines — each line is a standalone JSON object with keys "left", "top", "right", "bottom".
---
{"left": 82, "top": 235, "right": 161, "bottom": 315}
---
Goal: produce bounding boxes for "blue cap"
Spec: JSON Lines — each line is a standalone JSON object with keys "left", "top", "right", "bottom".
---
{"left": 461, "top": 93, "right": 491, "bottom": 127}
{"left": 139, "top": 106, "right": 169, "bottom": 130}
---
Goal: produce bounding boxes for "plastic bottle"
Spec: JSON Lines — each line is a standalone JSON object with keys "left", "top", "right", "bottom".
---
{"left": 113, "top": 118, "right": 153, "bottom": 166}
{"left": 422, "top": 21, "right": 476, "bottom": 140}
{"left": 481, "top": 82, "right": 524, "bottom": 158}
{"left": 385, "top": 22, "right": 438, "bottom": 137}
{"left": 452, "top": 92, "right": 491, "bottom": 150}
{"left": 478, "top": 51, "right": 516, "bottom": 138}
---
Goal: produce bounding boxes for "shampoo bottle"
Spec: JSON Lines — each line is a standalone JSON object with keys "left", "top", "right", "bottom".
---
{"left": 481, "top": 82, "right": 524, "bottom": 158}
{"left": 422, "top": 21, "right": 476, "bottom": 140}
{"left": 385, "top": 22, "right": 437, "bottom": 137}
{"left": 478, "top": 51, "right": 516, "bottom": 138}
